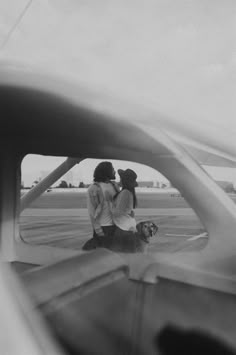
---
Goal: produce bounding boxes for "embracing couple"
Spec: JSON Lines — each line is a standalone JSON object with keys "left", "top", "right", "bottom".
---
{"left": 83, "top": 161, "right": 138, "bottom": 251}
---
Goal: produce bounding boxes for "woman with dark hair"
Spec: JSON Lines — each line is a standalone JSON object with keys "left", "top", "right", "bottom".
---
{"left": 107, "top": 169, "right": 138, "bottom": 251}
{"left": 85, "top": 161, "right": 119, "bottom": 249}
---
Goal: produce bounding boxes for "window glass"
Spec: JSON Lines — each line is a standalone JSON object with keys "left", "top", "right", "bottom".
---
{"left": 20, "top": 155, "right": 207, "bottom": 253}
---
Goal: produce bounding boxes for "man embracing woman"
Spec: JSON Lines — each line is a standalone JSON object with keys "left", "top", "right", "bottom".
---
{"left": 83, "top": 161, "right": 138, "bottom": 251}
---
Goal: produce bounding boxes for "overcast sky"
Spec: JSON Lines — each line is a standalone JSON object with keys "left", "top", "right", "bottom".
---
{"left": 21, "top": 155, "right": 169, "bottom": 186}
{"left": 1, "top": 1, "right": 236, "bottom": 185}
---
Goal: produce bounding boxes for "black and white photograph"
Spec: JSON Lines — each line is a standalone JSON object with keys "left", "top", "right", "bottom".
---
{"left": 0, "top": 0, "right": 236, "bottom": 354}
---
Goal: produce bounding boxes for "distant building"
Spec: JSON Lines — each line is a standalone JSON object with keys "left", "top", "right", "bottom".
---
{"left": 216, "top": 181, "right": 235, "bottom": 193}
{"left": 153, "top": 180, "right": 160, "bottom": 188}
{"left": 137, "top": 181, "right": 154, "bottom": 188}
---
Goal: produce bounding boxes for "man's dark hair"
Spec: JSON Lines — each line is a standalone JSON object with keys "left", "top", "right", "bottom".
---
{"left": 93, "top": 162, "right": 114, "bottom": 182}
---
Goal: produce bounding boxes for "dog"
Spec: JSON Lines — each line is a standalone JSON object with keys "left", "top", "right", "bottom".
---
{"left": 82, "top": 221, "right": 158, "bottom": 253}
{"left": 136, "top": 221, "right": 158, "bottom": 245}
{"left": 110, "top": 220, "right": 158, "bottom": 253}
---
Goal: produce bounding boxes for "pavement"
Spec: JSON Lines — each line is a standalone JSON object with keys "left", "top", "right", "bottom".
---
{"left": 21, "top": 207, "right": 196, "bottom": 217}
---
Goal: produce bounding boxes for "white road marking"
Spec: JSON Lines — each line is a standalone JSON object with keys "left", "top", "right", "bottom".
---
{"left": 187, "top": 232, "right": 208, "bottom": 241}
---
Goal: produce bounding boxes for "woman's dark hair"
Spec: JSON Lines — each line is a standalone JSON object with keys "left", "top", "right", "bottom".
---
{"left": 114, "top": 182, "right": 137, "bottom": 208}
{"left": 93, "top": 161, "right": 114, "bottom": 182}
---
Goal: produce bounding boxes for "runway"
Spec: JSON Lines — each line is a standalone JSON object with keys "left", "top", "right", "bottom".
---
{"left": 20, "top": 207, "right": 207, "bottom": 254}
{"left": 21, "top": 207, "right": 196, "bottom": 217}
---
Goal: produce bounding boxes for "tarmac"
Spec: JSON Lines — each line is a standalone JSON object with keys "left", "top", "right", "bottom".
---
{"left": 21, "top": 207, "right": 196, "bottom": 217}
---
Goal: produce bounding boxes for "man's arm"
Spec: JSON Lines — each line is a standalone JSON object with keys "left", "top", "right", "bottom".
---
{"left": 87, "top": 184, "right": 104, "bottom": 236}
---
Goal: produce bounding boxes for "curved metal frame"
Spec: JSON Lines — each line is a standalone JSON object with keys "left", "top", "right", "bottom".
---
{"left": 1, "top": 70, "right": 236, "bottom": 292}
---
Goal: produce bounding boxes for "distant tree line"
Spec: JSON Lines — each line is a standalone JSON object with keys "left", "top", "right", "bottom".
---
{"left": 55, "top": 180, "right": 90, "bottom": 188}
{"left": 21, "top": 180, "right": 91, "bottom": 189}
{"left": 21, "top": 179, "right": 236, "bottom": 193}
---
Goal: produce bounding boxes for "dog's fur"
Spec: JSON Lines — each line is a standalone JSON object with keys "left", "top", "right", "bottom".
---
{"left": 82, "top": 221, "right": 158, "bottom": 253}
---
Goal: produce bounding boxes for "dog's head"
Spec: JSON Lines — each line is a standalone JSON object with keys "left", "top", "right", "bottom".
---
{"left": 136, "top": 221, "right": 158, "bottom": 243}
